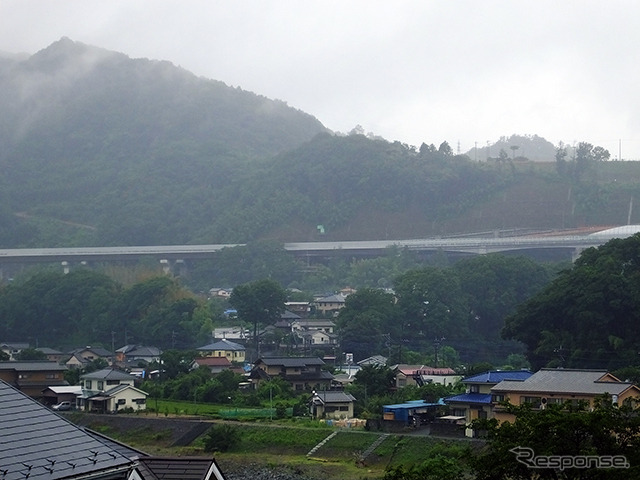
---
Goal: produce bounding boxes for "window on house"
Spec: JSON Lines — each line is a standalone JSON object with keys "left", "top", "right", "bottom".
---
{"left": 469, "top": 385, "right": 480, "bottom": 393}
{"left": 521, "top": 396, "right": 542, "bottom": 407}
{"left": 117, "top": 399, "right": 126, "bottom": 405}
{"left": 492, "top": 394, "right": 505, "bottom": 403}
{"left": 86, "top": 380, "right": 92, "bottom": 389}
{"left": 97, "top": 381, "right": 104, "bottom": 390}
{"left": 45, "top": 373, "right": 59, "bottom": 379}
{"left": 107, "top": 380, "right": 120, "bottom": 385}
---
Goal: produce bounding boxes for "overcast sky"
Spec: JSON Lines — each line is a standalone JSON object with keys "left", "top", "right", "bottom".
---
{"left": 1, "top": 0, "right": 638, "bottom": 159}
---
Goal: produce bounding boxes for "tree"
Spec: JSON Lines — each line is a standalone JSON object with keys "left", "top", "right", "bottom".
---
{"left": 15, "top": 348, "right": 47, "bottom": 361}
{"left": 503, "top": 234, "right": 640, "bottom": 369}
{"left": 229, "top": 278, "right": 286, "bottom": 359}
{"left": 336, "top": 288, "right": 397, "bottom": 361}
{"left": 498, "top": 148, "right": 510, "bottom": 164}
{"left": 555, "top": 143, "right": 568, "bottom": 176}
{"left": 471, "top": 396, "right": 640, "bottom": 479}
{"left": 453, "top": 254, "right": 551, "bottom": 341}
{"left": 394, "top": 268, "right": 471, "bottom": 346}
{"left": 438, "top": 141, "right": 453, "bottom": 156}
{"left": 350, "top": 364, "right": 396, "bottom": 405}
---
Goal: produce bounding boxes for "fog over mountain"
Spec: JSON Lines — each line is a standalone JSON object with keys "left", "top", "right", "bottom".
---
{"left": 0, "top": 39, "right": 637, "bottom": 249}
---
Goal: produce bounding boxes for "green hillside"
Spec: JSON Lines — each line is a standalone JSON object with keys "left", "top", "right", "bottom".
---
{"left": 1, "top": 39, "right": 639, "bottom": 248}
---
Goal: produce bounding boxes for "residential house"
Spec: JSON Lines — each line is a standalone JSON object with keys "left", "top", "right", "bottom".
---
{"left": 36, "top": 347, "right": 66, "bottom": 364}
{"left": 284, "top": 301, "right": 311, "bottom": 317}
{"left": 444, "top": 369, "right": 533, "bottom": 437}
{"left": 490, "top": 368, "right": 640, "bottom": 424}
{"left": 313, "top": 294, "right": 347, "bottom": 316}
{"left": 291, "top": 319, "right": 336, "bottom": 333}
{"left": 197, "top": 339, "right": 246, "bottom": 363}
{"left": 382, "top": 399, "right": 446, "bottom": 429}
{"left": 65, "top": 352, "right": 91, "bottom": 369}
{"left": 209, "top": 287, "right": 232, "bottom": 299}
{"left": 290, "top": 318, "right": 339, "bottom": 353}
{"left": 78, "top": 368, "right": 148, "bottom": 413}
{"left": 0, "top": 378, "right": 227, "bottom": 480}
{"left": 191, "top": 356, "right": 235, "bottom": 375}
{"left": 0, "top": 342, "right": 29, "bottom": 360}
{"left": 0, "top": 361, "right": 68, "bottom": 398}
{"left": 393, "top": 365, "right": 462, "bottom": 389}
{"left": 310, "top": 390, "right": 356, "bottom": 419}
{"left": 115, "top": 345, "right": 162, "bottom": 365}
{"left": 212, "top": 326, "right": 247, "bottom": 341}
{"left": 67, "top": 346, "right": 114, "bottom": 367}
{"left": 358, "top": 355, "right": 387, "bottom": 367}
{"left": 41, "top": 385, "right": 83, "bottom": 408}
{"left": 249, "top": 357, "right": 334, "bottom": 392}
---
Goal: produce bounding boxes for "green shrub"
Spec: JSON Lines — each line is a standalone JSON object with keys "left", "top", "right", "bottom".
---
{"left": 203, "top": 424, "right": 240, "bottom": 453}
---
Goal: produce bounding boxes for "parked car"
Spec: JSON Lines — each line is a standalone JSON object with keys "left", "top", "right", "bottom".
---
{"left": 52, "top": 401, "right": 72, "bottom": 411}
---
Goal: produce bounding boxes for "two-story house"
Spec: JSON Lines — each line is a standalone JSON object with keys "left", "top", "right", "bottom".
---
{"left": 0, "top": 361, "right": 68, "bottom": 398}
{"left": 78, "top": 368, "right": 147, "bottom": 413}
{"left": 249, "top": 357, "right": 334, "bottom": 391}
{"left": 313, "top": 294, "right": 347, "bottom": 316}
{"left": 197, "top": 339, "right": 246, "bottom": 363}
{"left": 444, "top": 369, "right": 533, "bottom": 437}
{"left": 115, "top": 345, "right": 162, "bottom": 366}
{"left": 66, "top": 346, "right": 114, "bottom": 369}
{"left": 490, "top": 368, "right": 640, "bottom": 424}
{"left": 393, "top": 365, "right": 462, "bottom": 389}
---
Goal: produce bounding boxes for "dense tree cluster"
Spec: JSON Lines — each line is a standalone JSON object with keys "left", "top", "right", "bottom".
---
{"left": 337, "top": 254, "right": 552, "bottom": 365}
{"left": 471, "top": 396, "right": 640, "bottom": 479}
{"left": 504, "top": 233, "right": 640, "bottom": 370}
{"left": 0, "top": 270, "right": 212, "bottom": 350}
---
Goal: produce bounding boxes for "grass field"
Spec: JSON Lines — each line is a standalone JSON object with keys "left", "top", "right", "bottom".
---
{"left": 93, "top": 409, "right": 478, "bottom": 480}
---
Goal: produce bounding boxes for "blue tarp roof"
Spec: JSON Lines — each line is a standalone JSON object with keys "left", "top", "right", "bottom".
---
{"left": 383, "top": 398, "right": 445, "bottom": 410}
{"left": 444, "top": 392, "right": 492, "bottom": 404}
{"left": 464, "top": 370, "right": 532, "bottom": 384}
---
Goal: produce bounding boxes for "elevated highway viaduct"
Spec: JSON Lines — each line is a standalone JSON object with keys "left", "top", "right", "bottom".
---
{"left": 0, "top": 226, "right": 636, "bottom": 277}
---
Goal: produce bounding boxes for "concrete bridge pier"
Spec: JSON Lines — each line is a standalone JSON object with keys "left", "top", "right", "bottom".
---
{"left": 159, "top": 259, "right": 187, "bottom": 277}
{"left": 572, "top": 247, "right": 585, "bottom": 262}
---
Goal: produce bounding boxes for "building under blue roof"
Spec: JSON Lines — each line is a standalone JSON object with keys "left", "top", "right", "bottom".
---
{"left": 383, "top": 399, "right": 445, "bottom": 424}
{"left": 463, "top": 369, "right": 532, "bottom": 384}
{"left": 444, "top": 392, "right": 492, "bottom": 405}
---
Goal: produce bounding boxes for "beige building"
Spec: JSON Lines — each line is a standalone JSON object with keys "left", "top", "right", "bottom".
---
{"left": 310, "top": 391, "right": 356, "bottom": 419}
{"left": 491, "top": 368, "right": 640, "bottom": 424}
{"left": 197, "top": 339, "right": 246, "bottom": 363}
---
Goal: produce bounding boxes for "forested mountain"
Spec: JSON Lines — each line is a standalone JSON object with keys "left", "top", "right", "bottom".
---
{"left": 0, "top": 38, "right": 326, "bottom": 246}
{"left": 1, "top": 38, "right": 640, "bottom": 248}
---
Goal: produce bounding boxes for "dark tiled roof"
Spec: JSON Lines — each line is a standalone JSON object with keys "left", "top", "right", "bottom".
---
{"left": 1, "top": 381, "right": 227, "bottom": 480}
{"left": 256, "top": 357, "right": 325, "bottom": 367}
{"left": 492, "top": 368, "right": 640, "bottom": 396}
{"left": 81, "top": 368, "right": 137, "bottom": 381}
{"left": 134, "top": 457, "right": 226, "bottom": 480}
{"left": 312, "top": 391, "right": 356, "bottom": 403}
{"left": 0, "top": 379, "right": 136, "bottom": 480}
{"left": 71, "top": 346, "right": 113, "bottom": 357}
{"left": 197, "top": 339, "right": 245, "bottom": 351}
{"left": 0, "top": 361, "right": 67, "bottom": 371}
